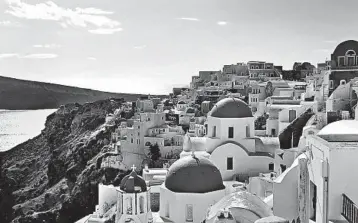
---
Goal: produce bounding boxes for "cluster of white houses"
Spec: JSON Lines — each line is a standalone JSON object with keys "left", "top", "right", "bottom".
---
{"left": 78, "top": 40, "right": 358, "bottom": 223}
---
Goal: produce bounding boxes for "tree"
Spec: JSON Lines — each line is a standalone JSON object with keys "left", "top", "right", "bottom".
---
{"left": 265, "top": 82, "right": 274, "bottom": 97}
{"left": 255, "top": 113, "right": 268, "bottom": 130}
{"left": 149, "top": 143, "right": 161, "bottom": 161}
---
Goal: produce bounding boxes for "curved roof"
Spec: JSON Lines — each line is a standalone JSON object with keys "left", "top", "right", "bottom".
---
{"left": 177, "top": 100, "right": 186, "bottom": 104}
{"left": 207, "top": 191, "right": 273, "bottom": 221}
{"left": 120, "top": 170, "right": 147, "bottom": 193}
{"left": 332, "top": 40, "right": 358, "bottom": 56}
{"left": 186, "top": 107, "right": 195, "bottom": 113}
{"left": 183, "top": 135, "right": 207, "bottom": 152}
{"left": 317, "top": 120, "right": 358, "bottom": 142}
{"left": 208, "top": 98, "right": 253, "bottom": 118}
{"left": 165, "top": 155, "right": 225, "bottom": 193}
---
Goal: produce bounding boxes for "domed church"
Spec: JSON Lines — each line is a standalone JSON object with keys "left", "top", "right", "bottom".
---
{"left": 204, "top": 98, "right": 277, "bottom": 181}
{"left": 159, "top": 154, "right": 226, "bottom": 223}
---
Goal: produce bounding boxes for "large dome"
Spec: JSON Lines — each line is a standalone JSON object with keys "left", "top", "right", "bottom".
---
{"left": 165, "top": 155, "right": 225, "bottom": 193}
{"left": 208, "top": 98, "right": 253, "bottom": 118}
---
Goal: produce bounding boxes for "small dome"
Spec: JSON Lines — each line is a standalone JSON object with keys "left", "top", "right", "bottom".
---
{"left": 165, "top": 155, "right": 225, "bottom": 193}
{"left": 178, "top": 101, "right": 186, "bottom": 104}
{"left": 120, "top": 169, "right": 147, "bottom": 193}
{"left": 207, "top": 191, "right": 273, "bottom": 222}
{"left": 186, "top": 107, "right": 196, "bottom": 113}
{"left": 209, "top": 98, "right": 253, "bottom": 118}
{"left": 317, "top": 120, "right": 358, "bottom": 142}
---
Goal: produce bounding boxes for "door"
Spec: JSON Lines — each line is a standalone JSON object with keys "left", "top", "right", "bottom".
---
{"left": 289, "top": 110, "right": 297, "bottom": 122}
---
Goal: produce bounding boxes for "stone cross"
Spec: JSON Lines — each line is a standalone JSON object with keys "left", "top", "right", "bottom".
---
{"left": 131, "top": 165, "right": 137, "bottom": 172}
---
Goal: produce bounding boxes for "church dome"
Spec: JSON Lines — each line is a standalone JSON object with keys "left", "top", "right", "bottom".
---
{"left": 208, "top": 98, "right": 253, "bottom": 118}
{"left": 317, "top": 120, "right": 358, "bottom": 142}
{"left": 178, "top": 101, "right": 186, "bottom": 104}
{"left": 165, "top": 155, "right": 225, "bottom": 193}
{"left": 120, "top": 169, "right": 147, "bottom": 193}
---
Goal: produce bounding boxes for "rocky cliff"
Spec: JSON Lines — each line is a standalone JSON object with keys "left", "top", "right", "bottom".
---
{"left": 0, "top": 99, "right": 132, "bottom": 223}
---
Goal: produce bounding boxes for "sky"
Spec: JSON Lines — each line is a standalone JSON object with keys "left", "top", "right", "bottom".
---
{"left": 1, "top": 0, "right": 358, "bottom": 95}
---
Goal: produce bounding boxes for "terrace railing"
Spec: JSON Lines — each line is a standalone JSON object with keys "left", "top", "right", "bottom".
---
{"left": 342, "top": 193, "right": 358, "bottom": 223}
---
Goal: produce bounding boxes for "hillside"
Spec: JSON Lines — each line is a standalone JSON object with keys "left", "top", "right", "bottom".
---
{"left": 0, "top": 99, "right": 132, "bottom": 223}
{"left": 0, "top": 76, "right": 165, "bottom": 110}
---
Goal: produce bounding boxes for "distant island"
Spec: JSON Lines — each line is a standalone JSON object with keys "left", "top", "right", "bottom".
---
{"left": 0, "top": 76, "right": 166, "bottom": 110}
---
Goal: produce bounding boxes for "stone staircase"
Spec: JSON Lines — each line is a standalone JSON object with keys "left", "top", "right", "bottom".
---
{"left": 279, "top": 106, "right": 315, "bottom": 149}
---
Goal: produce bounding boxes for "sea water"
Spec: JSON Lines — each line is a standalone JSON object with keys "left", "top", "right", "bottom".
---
{"left": 0, "top": 109, "right": 56, "bottom": 152}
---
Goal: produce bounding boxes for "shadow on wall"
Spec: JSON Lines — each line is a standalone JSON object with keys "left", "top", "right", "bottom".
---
{"left": 279, "top": 109, "right": 314, "bottom": 149}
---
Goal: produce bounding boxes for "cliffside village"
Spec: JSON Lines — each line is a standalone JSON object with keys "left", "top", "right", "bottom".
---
{"left": 77, "top": 40, "right": 358, "bottom": 223}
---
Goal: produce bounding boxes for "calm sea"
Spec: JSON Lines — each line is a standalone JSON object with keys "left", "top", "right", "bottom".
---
{"left": 0, "top": 109, "right": 56, "bottom": 152}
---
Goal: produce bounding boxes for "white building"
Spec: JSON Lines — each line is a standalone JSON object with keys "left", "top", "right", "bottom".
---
{"left": 272, "top": 120, "right": 358, "bottom": 223}
{"left": 205, "top": 98, "right": 278, "bottom": 181}
{"left": 86, "top": 166, "right": 153, "bottom": 223}
{"left": 159, "top": 155, "right": 226, "bottom": 223}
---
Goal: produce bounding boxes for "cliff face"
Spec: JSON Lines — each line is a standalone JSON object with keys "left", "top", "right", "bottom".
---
{"left": 0, "top": 76, "right": 165, "bottom": 110}
{"left": 0, "top": 99, "right": 131, "bottom": 223}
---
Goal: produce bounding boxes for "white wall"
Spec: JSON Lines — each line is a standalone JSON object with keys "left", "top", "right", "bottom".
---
{"left": 160, "top": 186, "right": 225, "bottom": 223}
{"left": 206, "top": 116, "right": 256, "bottom": 152}
{"left": 273, "top": 164, "right": 299, "bottom": 222}
{"left": 328, "top": 145, "right": 358, "bottom": 221}
{"left": 210, "top": 143, "right": 274, "bottom": 181}
{"left": 98, "top": 184, "right": 118, "bottom": 216}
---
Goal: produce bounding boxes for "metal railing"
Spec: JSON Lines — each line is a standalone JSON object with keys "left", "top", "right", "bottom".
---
{"left": 342, "top": 193, "right": 358, "bottom": 223}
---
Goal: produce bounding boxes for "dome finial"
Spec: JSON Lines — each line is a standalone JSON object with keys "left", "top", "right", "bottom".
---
{"left": 131, "top": 164, "right": 137, "bottom": 172}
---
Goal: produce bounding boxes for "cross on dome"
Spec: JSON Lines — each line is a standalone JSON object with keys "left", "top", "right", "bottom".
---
{"left": 131, "top": 165, "right": 137, "bottom": 172}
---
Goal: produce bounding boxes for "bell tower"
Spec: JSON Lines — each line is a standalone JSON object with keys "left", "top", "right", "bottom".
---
{"left": 116, "top": 165, "right": 153, "bottom": 223}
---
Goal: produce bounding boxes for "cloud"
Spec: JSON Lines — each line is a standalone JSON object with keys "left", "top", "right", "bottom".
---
{"left": 5, "top": 0, "right": 121, "bottom": 33}
{"left": 177, "top": 17, "right": 199, "bottom": 21}
{"left": 22, "top": 54, "right": 58, "bottom": 59}
{"left": 74, "top": 7, "right": 114, "bottom": 15}
{"left": 87, "top": 57, "right": 96, "bottom": 60}
{"left": 33, "top": 44, "right": 62, "bottom": 48}
{"left": 0, "top": 20, "right": 21, "bottom": 27}
{"left": 0, "top": 53, "right": 19, "bottom": 59}
{"left": 217, "top": 21, "right": 227, "bottom": 26}
{"left": 133, "top": 45, "right": 147, "bottom": 50}
{"left": 88, "top": 28, "right": 122, "bottom": 34}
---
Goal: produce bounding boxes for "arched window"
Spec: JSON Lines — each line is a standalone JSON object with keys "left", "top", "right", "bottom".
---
{"left": 346, "top": 50, "right": 357, "bottom": 66}
{"left": 126, "top": 197, "right": 133, "bottom": 214}
{"left": 139, "top": 196, "right": 145, "bottom": 213}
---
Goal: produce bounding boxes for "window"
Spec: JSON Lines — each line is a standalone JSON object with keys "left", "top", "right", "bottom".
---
{"left": 227, "top": 157, "right": 233, "bottom": 170}
{"left": 139, "top": 196, "right": 145, "bottom": 214}
{"left": 165, "top": 202, "right": 170, "bottom": 217}
{"left": 271, "top": 129, "right": 276, "bottom": 136}
{"left": 126, "top": 197, "right": 133, "bottom": 214}
{"left": 269, "top": 163, "right": 274, "bottom": 171}
{"left": 131, "top": 138, "right": 134, "bottom": 143}
{"left": 246, "top": 125, "right": 250, "bottom": 137}
{"left": 186, "top": 204, "right": 193, "bottom": 222}
{"left": 205, "top": 124, "right": 208, "bottom": 135}
{"left": 329, "top": 80, "right": 334, "bottom": 89}
{"left": 228, "top": 127, "right": 234, "bottom": 138}
{"left": 212, "top": 126, "right": 216, "bottom": 137}
{"left": 338, "top": 56, "right": 345, "bottom": 66}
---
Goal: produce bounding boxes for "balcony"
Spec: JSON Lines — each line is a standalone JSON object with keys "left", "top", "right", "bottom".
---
{"left": 342, "top": 193, "right": 358, "bottom": 223}
{"left": 332, "top": 65, "right": 358, "bottom": 71}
